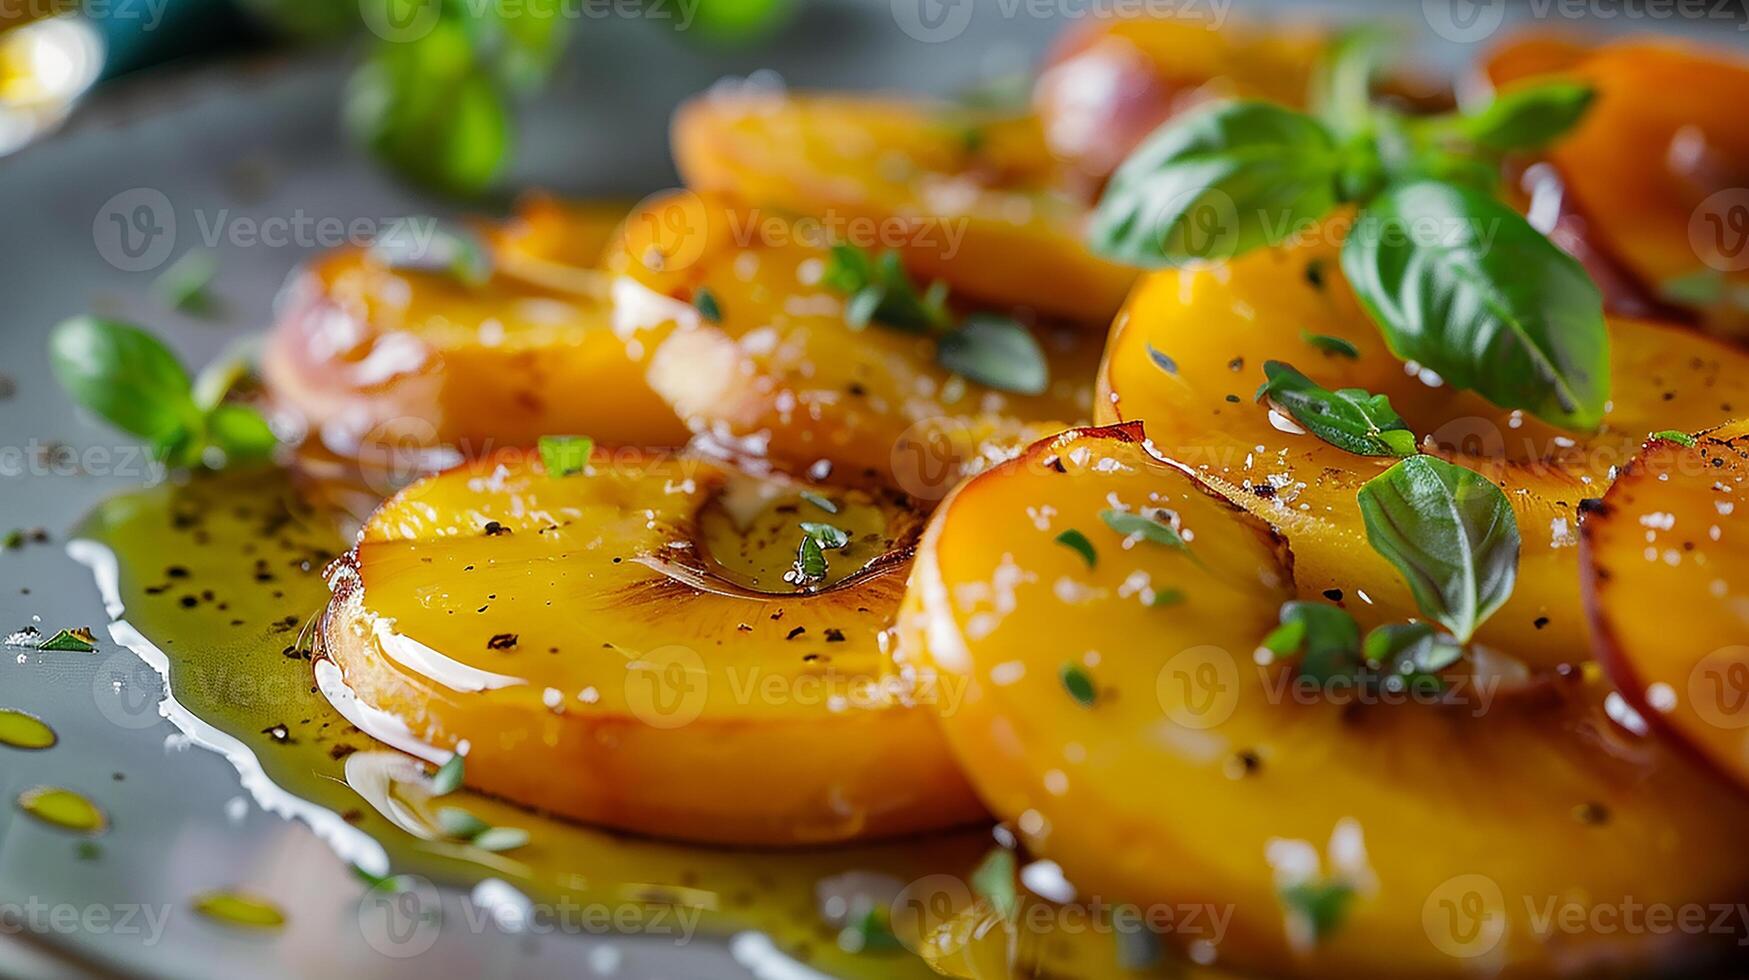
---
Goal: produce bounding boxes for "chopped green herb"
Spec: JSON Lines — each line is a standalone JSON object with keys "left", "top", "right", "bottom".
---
{"left": 1151, "top": 588, "right": 1187, "bottom": 608}
{"left": 785, "top": 535, "right": 829, "bottom": 588}
{"left": 1280, "top": 880, "right": 1354, "bottom": 945}
{"left": 694, "top": 287, "right": 723, "bottom": 323}
{"left": 1060, "top": 663, "right": 1097, "bottom": 707}
{"left": 1256, "top": 361, "right": 1417, "bottom": 458}
{"left": 1055, "top": 529, "right": 1097, "bottom": 568}
{"left": 970, "top": 848, "right": 1019, "bottom": 919}
{"left": 800, "top": 491, "right": 839, "bottom": 515}
{"left": 1649, "top": 429, "right": 1697, "bottom": 448}
{"left": 152, "top": 249, "right": 219, "bottom": 315}
{"left": 1301, "top": 329, "right": 1359, "bottom": 359}
{"left": 1100, "top": 509, "right": 1191, "bottom": 554}
{"left": 436, "top": 806, "right": 490, "bottom": 841}
{"left": 349, "top": 864, "right": 402, "bottom": 893}
{"left": 822, "top": 244, "right": 951, "bottom": 334}
{"left": 837, "top": 904, "right": 903, "bottom": 955}
{"left": 1259, "top": 602, "right": 1362, "bottom": 683}
{"left": 538, "top": 435, "right": 593, "bottom": 477}
{"left": 37, "top": 628, "right": 98, "bottom": 653}
{"left": 1357, "top": 456, "right": 1520, "bottom": 643}
{"left": 2, "top": 530, "right": 22, "bottom": 551}
{"left": 935, "top": 314, "right": 1050, "bottom": 395}
{"left": 430, "top": 751, "right": 465, "bottom": 796}
{"left": 76, "top": 841, "right": 102, "bottom": 861}
{"left": 470, "top": 826, "right": 530, "bottom": 853}
{"left": 1363, "top": 622, "right": 1463, "bottom": 694}
{"left": 800, "top": 522, "right": 850, "bottom": 550}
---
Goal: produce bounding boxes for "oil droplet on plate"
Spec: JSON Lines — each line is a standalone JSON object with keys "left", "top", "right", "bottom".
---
{"left": 0, "top": 708, "right": 56, "bottom": 749}
{"left": 192, "top": 891, "right": 287, "bottom": 930}
{"left": 16, "top": 786, "right": 106, "bottom": 833}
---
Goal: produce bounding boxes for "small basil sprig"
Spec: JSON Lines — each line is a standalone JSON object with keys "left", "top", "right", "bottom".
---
{"left": 1255, "top": 361, "right": 1417, "bottom": 458}
{"left": 1260, "top": 602, "right": 1464, "bottom": 694}
{"left": 821, "top": 244, "right": 1048, "bottom": 395}
{"left": 1357, "top": 455, "right": 1520, "bottom": 643}
{"left": 49, "top": 317, "right": 278, "bottom": 469}
{"left": 1090, "top": 51, "right": 1606, "bottom": 430}
{"left": 1258, "top": 601, "right": 1363, "bottom": 683}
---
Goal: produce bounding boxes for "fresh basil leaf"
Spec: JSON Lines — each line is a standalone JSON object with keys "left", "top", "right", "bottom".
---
{"left": 694, "top": 288, "right": 723, "bottom": 323}
{"left": 1060, "top": 663, "right": 1097, "bottom": 707}
{"left": 1280, "top": 880, "right": 1354, "bottom": 945}
{"left": 1341, "top": 180, "right": 1608, "bottom": 429}
{"left": 1262, "top": 601, "right": 1363, "bottom": 683}
{"left": 785, "top": 535, "right": 828, "bottom": 587}
{"left": 1099, "top": 509, "right": 1190, "bottom": 553}
{"left": 971, "top": 848, "right": 1019, "bottom": 919}
{"left": 683, "top": 0, "right": 797, "bottom": 43}
{"left": 1460, "top": 82, "right": 1595, "bottom": 152}
{"left": 1310, "top": 27, "right": 1391, "bottom": 139}
{"left": 936, "top": 315, "right": 1049, "bottom": 395}
{"left": 538, "top": 435, "right": 593, "bottom": 477}
{"left": 346, "top": 21, "right": 511, "bottom": 197}
{"left": 204, "top": 405, "right": 278, "bottom": 463}
{"left": 823, "top": 244, "right": 951, "bottom": 334}
{"left": 49, "top": 317, "right": 204, "bottom": 460}
{"left": 37, "top": 628, "right": 99, "bottom": 653}
{"left": 1301, "top": 330, "right": 1359, "bottom": 360}
{"left": 1055, "top": 529, "right": 1097, "bottom": 568}
{"left": 464, "top": 0, "right": 572, "bottom": 95}
{"left": 1255, "top": 361, "right": 1417, "bottom": 458}
{"left": 1364, "top": 622, "right": 1462, "bottom": 673}
{"left": 1091, "top": 100, "right": 1344, "bottom": 267}
{"left": 1357, "top": 455, "right": 1520, "bottom": 643}
{"left": 800, "top": 522, "right": 850, "bottom": 550}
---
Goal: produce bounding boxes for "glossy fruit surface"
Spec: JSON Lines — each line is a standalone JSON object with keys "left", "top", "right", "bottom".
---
{"left": 900, "top": 423, "right": 1749, "bottom": 977}
{"left": 322, "top": 445, "right": 984, "bottom": 845}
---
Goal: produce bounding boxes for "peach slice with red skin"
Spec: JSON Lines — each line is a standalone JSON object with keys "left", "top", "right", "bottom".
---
{"left": 1585, "top": 421, "right": 1749, "bottom": 790}
{"left": 320, "top": 445, "right": 984, "bottom": 846}
{"left": 1098, "top": 222, "right": 1749, "bottom": 664}
{"left": 899, "top": 423, "right": 1749, "bottom": 977}
{"left": 603, "top": 190, "right": 1100, "bottom": 498}
{"left": 263, "top": 201, "right": 689, "bottom": 461}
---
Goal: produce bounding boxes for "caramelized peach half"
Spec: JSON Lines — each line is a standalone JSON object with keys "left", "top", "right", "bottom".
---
{"left": 1586, "top": 422, "right": 1749, "bottom": 790}
{"left": 603, "top": 191, "right": 1099, "bottom": 497}
{"left": 319, "top": 445, "right": 984, "bottom": 845}
{"left": 899, "top": 424, "right": 1749, "bottom": 977}
{"left": 1483, "top": 39, "right": 1749, "bottom": 331}
{"left": 264, "top": 204, "right": 688, "bottom": 460}
{"left": 672, "top": 90, "right": 1136, "bottom": 324}
{"left": 1099, "top": 227, "right": 1749, "bottom": 663}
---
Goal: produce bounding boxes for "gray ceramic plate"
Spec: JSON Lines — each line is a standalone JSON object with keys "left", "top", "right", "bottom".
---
{"left": 0, "top": 3, "right": 1742, "bottom": 977}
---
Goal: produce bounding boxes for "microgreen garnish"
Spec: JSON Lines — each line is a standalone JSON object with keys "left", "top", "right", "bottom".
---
{"left": 1357, "top": 456, "right": 1520, "bottom": 643}
{"left": 1060, "top": 663, "right": 1097, "bottom": 707}
{"left": 1258, "top": 602, "right": 1364, "bottom": 683}
{"left": 1055, "top": 529, "right": 1097, "bottom": 568}
{"left": 800, "top": 522, "right": 850, "bottom": 550}
{"left": 430, "top": 750, "right": 466, "bottom": 796}
{"left": 1363, "top": 622, "right": 1463, "bottom": 695}
{"left": 694, "top": 287, "right": 723, "bottom": 323}
{"left": 800, "top": 491, "right": 839, "bottom": 515}
{"left": 785, "top": 535, "right": 829, "bottom": 588}
{"left": 1300, "top": 330, "right": 1358, "bottom": 359}
{"left": 49, "top": 317, "right": 279, "bottom": 470}
{"left": 1100, "top": 509, "right": 1192, "bottom": 554}
{"left": 436, "top": 807, "right": 490, "bottom": 841}
{"left": 837, "top": 904, "right": 903, "bottom": 955}
{"left": 971, "top": 848, "right": 1020, "bottom": 919}
{"left": 1650, "top": 429, "right": 1698, "bottom": 448}
{"left": 470, "top": 826, "right": 531, "bottom": 853}
{"left": 821, "top": 243, "right": 1048, "bottom": 395}
{"left": 1090, "top": 47, "right": 1607, "bottom": 430}
{"left": 152, "top": 249, "right": 219, "bottom": 315}
{"left": 1256, "top": 361, "right": 1417, "bottom": 458}
{"left": 1151, "top": 588, "right": 1187, "bottom": 608}
{"left": 370, "top": 222, "right": 492, "bottom": 286}
{"left": 537, "top": 435, "right": 593, "bottom": 477}
{"left": 1280, "top": 880, "right": 1354, "bottom": 946}
{"left": 35, "top": 628, "right": 99, "bottom": 653}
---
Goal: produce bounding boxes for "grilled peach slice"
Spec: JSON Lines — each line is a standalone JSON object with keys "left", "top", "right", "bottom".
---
{"left": 264, "top": 203, "right": 689, "bottom": 460}
{"left": 1482, "top": 39, "right": 1749, "bottom": 332}
{"left": 603, "top": 191, "right": 1099, "bottom": 497}
{"left": 899, "top": 424, "right": 1749, "bottom": 978}
{"left": 1099, "top": 226, "right": 1749, "bottom": 663}
{"left": 319, "top": 444, "right": 984, "bottom": 845}
{"left": 1586, "top": 422, "right": 1749, "bottom": 790}
{"left": 672, "top": 89, "right": 1136, "bottom": 325}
